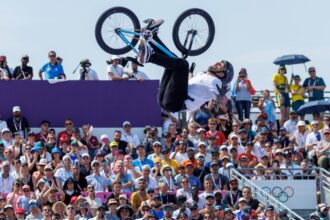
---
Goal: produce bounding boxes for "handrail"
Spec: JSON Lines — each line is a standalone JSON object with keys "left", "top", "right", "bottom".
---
{"left": 230, "top": 168, "right": 304, "bottom": 220}
{"left": 319, "top": 168, "right": 330, "bottom": 206}
{"left": 251, "top": 90, "right": 330, "bottom": 109}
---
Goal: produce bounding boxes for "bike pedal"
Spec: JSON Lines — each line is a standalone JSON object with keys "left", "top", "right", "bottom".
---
{"left": 143, "top": 30, "right": 153, "bottom": 40}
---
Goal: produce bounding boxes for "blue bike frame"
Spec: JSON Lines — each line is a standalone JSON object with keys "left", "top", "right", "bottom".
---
{"left": 118, "top": 29, "right": 177, "bottom": 59}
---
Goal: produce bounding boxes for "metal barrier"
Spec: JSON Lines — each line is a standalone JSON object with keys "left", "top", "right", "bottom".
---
{"left": 319, "top": 168, "right": 330, "bottom": 218}
{"left": 230, "top": 168, "right": 304, "bottom": 220}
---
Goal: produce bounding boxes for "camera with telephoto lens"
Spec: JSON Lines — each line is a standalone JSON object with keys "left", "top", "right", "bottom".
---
{"left": 80, "top": 59, "right": 91, "bottom": 68}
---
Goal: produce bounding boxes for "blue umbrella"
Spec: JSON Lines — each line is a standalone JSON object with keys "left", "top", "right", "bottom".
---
{"left": 297, "top": 100, "right": 330, "bottom": 115}
{"left": 273, "top": 54, "right": 310, "bottom": 65}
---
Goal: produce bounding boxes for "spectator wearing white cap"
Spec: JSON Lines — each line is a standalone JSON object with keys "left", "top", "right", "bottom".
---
{"left": 228, "top": 134, "right": 245, "bottom": 154}
{"left": 6, "top": 106, "right": 30, "bottom": 138}
{"left": 134, "top": 164, "right": 158, "bottom": 190}
{"left": 0, "top": 161, "right": 15, "bottom": 193}
{"left": 283, "top": 110, "right": 299, "bottom": 136}
{"left": 170, "top": 140, "right": 188, "bottom": 164}
{"left": 86, "top": 160, "right": 108, "bottom": 192}
{"left": 106, "top": 55, "right": 130, "bottom": 80}
{"left": 121, "top": 121, "right": 141, "bottom": 150}
{"left": 294, "top": 121, "right": 310, "bottom": 151}
{"left": 306, "top": 120, "right": 322, "bottom": 159}
{"left": 187, "top": 122, "right": 200, "bottom": 148}
{"left": 1, "top": 128, "right": 13, "bottom": 147}
{"left": 54, "top": 155, "right": 73, "bottom": 188}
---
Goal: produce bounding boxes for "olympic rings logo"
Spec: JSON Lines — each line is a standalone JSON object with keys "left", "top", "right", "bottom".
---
{"left": 262, "top": 186, "right": 294, "bottom": 203}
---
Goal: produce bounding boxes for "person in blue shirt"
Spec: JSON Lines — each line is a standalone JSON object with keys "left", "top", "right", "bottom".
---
{"left": 132, "top": 145, "right": 154, "bottom": 173}
{"left": 39, "top": 51, "right": 65, "bottom": 80}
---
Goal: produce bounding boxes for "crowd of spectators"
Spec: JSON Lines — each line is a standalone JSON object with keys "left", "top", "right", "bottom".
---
{"left": 0, "top": 52, "right": 329, "bottom": 219}
{"left": 0, "top": 52, "right": 148, "bottom": 81}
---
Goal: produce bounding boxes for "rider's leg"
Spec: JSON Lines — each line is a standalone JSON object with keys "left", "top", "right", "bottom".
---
{"left": 153, "top": 53, "right": 189, "bottom": 112}
{"left": 150, "top": 34, "right": 178, "bottom": 58}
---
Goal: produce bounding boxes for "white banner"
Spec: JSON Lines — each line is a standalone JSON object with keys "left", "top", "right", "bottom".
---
{"left": 252, "top": 180, "right": 317, "bottom": 209}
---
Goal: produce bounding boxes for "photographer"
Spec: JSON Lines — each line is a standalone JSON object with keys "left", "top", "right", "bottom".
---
{"left": 142, "top": 127, "right": 163, "bottom": 154}
{"left": 12, "top": 55, "right": 33, "bottom": 80}
{"left": 79, "top": 59, "right": 99, "bottom": 80}
{"left": 0, "top": 55, "right": 12, "bottom": 80}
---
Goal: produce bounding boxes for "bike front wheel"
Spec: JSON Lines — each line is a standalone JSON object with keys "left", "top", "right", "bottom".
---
{"left": 172, "top": 8, "right": 215, "bottom": 56}
{"left": 95, "top": 7, "right": 140, "bottom": 55}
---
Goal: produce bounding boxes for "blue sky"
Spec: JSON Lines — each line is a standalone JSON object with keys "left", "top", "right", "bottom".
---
{"left": 1, "top": 0, "right": 330, "bottom": 89}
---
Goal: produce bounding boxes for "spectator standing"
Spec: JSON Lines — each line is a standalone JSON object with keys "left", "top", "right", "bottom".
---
{"left": 81, "top": 123, "right": 99, "bottom": 160}
{"left": 303, "top": 66, "right": 326, "bottom": 101}
{"left": 233, "top": 68, "right": 255, "bottom": 121}
{"left": 107, "top": 55, "right": 129, "bottom": 80}
{"left": 206, "top": 118, "right": 226, "bottom": 146}
{"left": 272, "top": 65, "right": 290, "bottom": 126}
{"left": 57, "top": 119, "right": 74, "bottom": 146}
{"left": 258, "top": 90, "right": 276, "bottom": 127}
{"left": 289, "top": 75, "right": 305, "bottom": 117}
{"left": 121, "top": 121, "right": 141, "bottom": 151}
{"left": 12, "top": 55, "right": 33, "bottom": 80}
{"left": 0, "top": 55, "right": 13, "bottom": 80}
{"left": 6, "top": 106, "right": 30, "bottom": 138}
{"left": 39, "top": 51, "right": 65, "bottom": 80}
{"left": 129, "top": 61, "right": 149, "bottom": 80}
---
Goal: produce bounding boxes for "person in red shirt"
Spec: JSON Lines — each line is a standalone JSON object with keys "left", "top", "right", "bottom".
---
{"left": 238, "top": 141, "right": 258, "bottom": 168}
{"left": 57, "top": 119, "right": 74, "bottom": 145}
{"left": 206, "top": 118, "right": 226, "bottom": 146}
{"left": 34, "top": 120, "right": 51, "bottom": 143}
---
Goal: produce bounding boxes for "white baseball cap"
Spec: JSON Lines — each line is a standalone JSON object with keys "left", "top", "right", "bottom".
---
{"left": 297, "top": 121, "right": 306, "bottom": 127}
{"left": 111, "top": 55, "right": 120, "bottom": 60}
{"left": 13, "top": 106, "right": 21, "bottom": 112}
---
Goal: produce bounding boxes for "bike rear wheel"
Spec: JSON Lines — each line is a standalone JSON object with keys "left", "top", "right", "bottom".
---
{"left": 172, "top": 8, "right": 215, "bottom": 56}
{"left": 95, "top": 7, "right": 140, "bottom": 55}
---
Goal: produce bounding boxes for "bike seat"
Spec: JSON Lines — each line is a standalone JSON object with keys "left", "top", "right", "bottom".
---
{"left": 143, "top": 18, "right": 155, "bottom": 24}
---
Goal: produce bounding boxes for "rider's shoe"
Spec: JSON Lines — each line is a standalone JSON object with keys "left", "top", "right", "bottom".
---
{"left": 141, "top": 19, "right": 164, "bottom": 34}
{"left": 138, "top": 40, "right": 153, "bottom": 64}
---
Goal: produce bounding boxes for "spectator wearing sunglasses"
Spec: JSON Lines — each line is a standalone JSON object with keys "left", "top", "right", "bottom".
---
{"left": 303, "top": 66, "right": 326, "bottom": 102}
{"left": 38, "top": 51, "right": 65, "bottom": 80}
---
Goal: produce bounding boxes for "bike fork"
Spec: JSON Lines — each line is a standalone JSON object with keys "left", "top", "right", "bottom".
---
{"left": 182, "top": 30, "right": 197, "bottom": 59}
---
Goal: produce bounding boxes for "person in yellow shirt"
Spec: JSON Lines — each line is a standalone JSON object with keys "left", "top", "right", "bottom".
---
{"left": 130, "top": 178, "right": 148, "bottom": 212}
{"left": 289, "top": 74, "right": 305, "bottom": 119}
{"left": 272, "top": 65, "right": 290, "bottom": 126}
{"left": 161, "top": 148, "right": 179, "bottom": 174}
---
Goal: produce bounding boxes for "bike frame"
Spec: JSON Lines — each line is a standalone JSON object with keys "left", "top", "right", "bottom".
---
{"left": 118, "top": 29, "right": 177, "bottom": 59}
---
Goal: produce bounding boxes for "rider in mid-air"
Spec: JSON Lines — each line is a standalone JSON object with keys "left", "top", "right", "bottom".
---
{"left": 138, "top": 19, "right": 233, "bottom": 113}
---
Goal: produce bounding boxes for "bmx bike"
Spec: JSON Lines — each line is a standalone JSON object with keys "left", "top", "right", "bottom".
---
{"left": 95, "top": 7, "right": 215, "bottom": 58}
